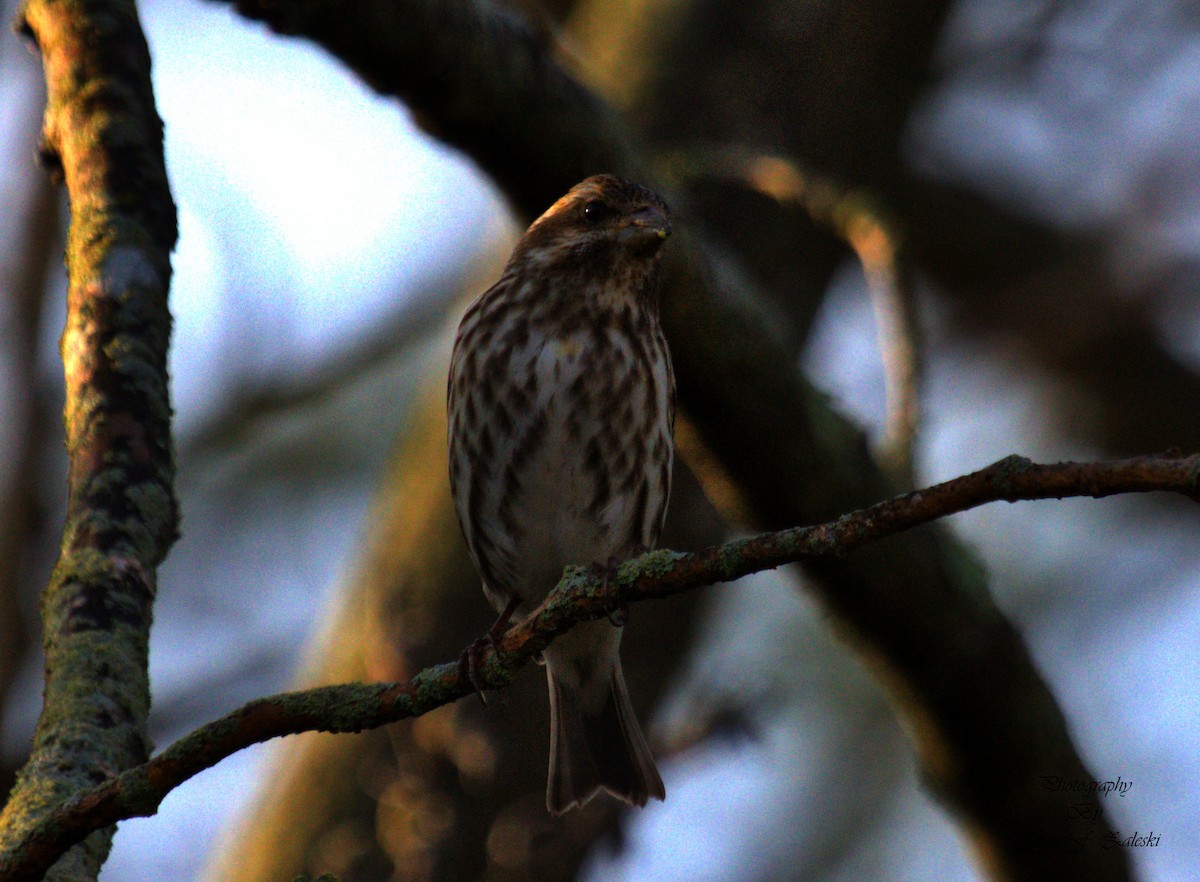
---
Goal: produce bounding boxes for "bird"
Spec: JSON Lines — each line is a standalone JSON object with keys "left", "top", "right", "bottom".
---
{"left": 447, "top": 173, "right": 674, "bottom": 814}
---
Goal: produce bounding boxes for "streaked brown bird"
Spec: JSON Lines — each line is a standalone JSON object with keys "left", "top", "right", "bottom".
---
{"left": 447, "top": 174, "right": 674, "bottom": 813}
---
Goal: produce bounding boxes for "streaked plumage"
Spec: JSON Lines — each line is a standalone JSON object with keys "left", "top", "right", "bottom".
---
{"left": 447, "top": 174, "right": 674, "bottom": 813}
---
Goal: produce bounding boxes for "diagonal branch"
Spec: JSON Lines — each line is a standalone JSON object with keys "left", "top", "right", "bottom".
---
{"left": 1, "top": 453, "right": 1194, "bottom": 882}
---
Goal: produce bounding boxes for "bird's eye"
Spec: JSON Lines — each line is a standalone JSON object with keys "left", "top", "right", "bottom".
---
{"left": 582, "top": 201, "right": 614, "bottom": 224}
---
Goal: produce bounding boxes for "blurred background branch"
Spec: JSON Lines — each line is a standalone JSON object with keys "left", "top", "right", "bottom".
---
{"left": 667, "top": 146, "right": 923, "bottom": 482}
{"left": 0, "top": 0, "right": 57, "bottom": 804}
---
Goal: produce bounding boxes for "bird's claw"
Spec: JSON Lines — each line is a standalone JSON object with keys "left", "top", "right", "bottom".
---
{"left": 459, "top": 596, "right": 522, "bottom": 706}
{"left": 588, "top": 554, "right": 633, "bottom": 626}
{"left": 458, "top": 635, "right": 498, "bottom": 706}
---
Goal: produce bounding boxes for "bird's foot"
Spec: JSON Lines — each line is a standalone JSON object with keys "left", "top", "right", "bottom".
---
{"left": 457, "top": 637, "right": 495, "bottom": 705}
{"left": 588, "top": 554, "right": 632, "bottom": 626}
{"left": 458, "top": 596, "right": 521, "bottom": 705}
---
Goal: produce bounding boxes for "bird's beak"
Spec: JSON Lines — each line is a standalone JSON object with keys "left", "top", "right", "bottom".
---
{"left": 618, "top": 204, "right": 672, "bottom": 248}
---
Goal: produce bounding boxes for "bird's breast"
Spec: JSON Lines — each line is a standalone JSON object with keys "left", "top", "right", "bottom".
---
{"left": 502, "top": 327, "right": 657, "bottom": 587}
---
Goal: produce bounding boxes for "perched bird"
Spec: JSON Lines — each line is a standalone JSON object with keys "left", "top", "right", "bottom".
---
{"left": 447, "top": 174, "right": 674, "bottom": 814}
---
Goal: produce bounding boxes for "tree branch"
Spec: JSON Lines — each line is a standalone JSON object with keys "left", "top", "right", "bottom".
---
{"left": 0, "top": 0, "right": 177, "bottom": 878}
{"left": 1, "top": 453, "right": 1193, "bottom": 882}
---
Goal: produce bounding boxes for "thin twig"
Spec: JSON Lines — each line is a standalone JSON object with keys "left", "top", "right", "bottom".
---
{"left": 682, "top": 147, "right": 923, "bottom": 482}
{"left": 861, "top": 232, "right": 921, "bottom": 483}
{"left": 1, "top": 453, "right": 1194, "bottom": 882}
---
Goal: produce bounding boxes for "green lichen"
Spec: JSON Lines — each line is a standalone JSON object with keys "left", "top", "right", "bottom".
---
{"left": 717, "top": 538, "right": 751, "bottom": 580}
{"left": 409, "top": 665, "right": 460, "bottom": 710}
{"left": 620, "top": 548, "right": 682, "bottom": 582}
{"left": 110, "top": 766, "right": 157, "bottom": 818}
{"left": 546, "top": 565, "right": 591, "bottom": 608}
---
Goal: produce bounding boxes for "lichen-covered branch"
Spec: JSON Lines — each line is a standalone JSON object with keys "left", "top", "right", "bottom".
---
{"left": 0, "top": 0, "right": 177, "bottom": 879}
{"left": 2, "top": 453, "right": 1193, "bottom": 882}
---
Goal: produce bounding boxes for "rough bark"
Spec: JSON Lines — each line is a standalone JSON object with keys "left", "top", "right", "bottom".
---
{"left": 0, "top": 0, "right": 177, "bottom": 879}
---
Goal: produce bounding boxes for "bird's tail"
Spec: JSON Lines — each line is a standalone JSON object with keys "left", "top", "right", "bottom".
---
{"left": 546, "top": 658, "right": 665, "bottom": 815}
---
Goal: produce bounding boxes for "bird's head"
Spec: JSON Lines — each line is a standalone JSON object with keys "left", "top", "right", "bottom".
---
{"left": 517, "top": 174, "right": 672, "bottom": 273}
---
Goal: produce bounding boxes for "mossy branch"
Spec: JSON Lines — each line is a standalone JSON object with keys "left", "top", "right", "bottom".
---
{"left": 1, "top": 453, "right": 1194, "bottom": 882}
{"left": 0, "top": 0, "right": 177, "bottom": 878}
